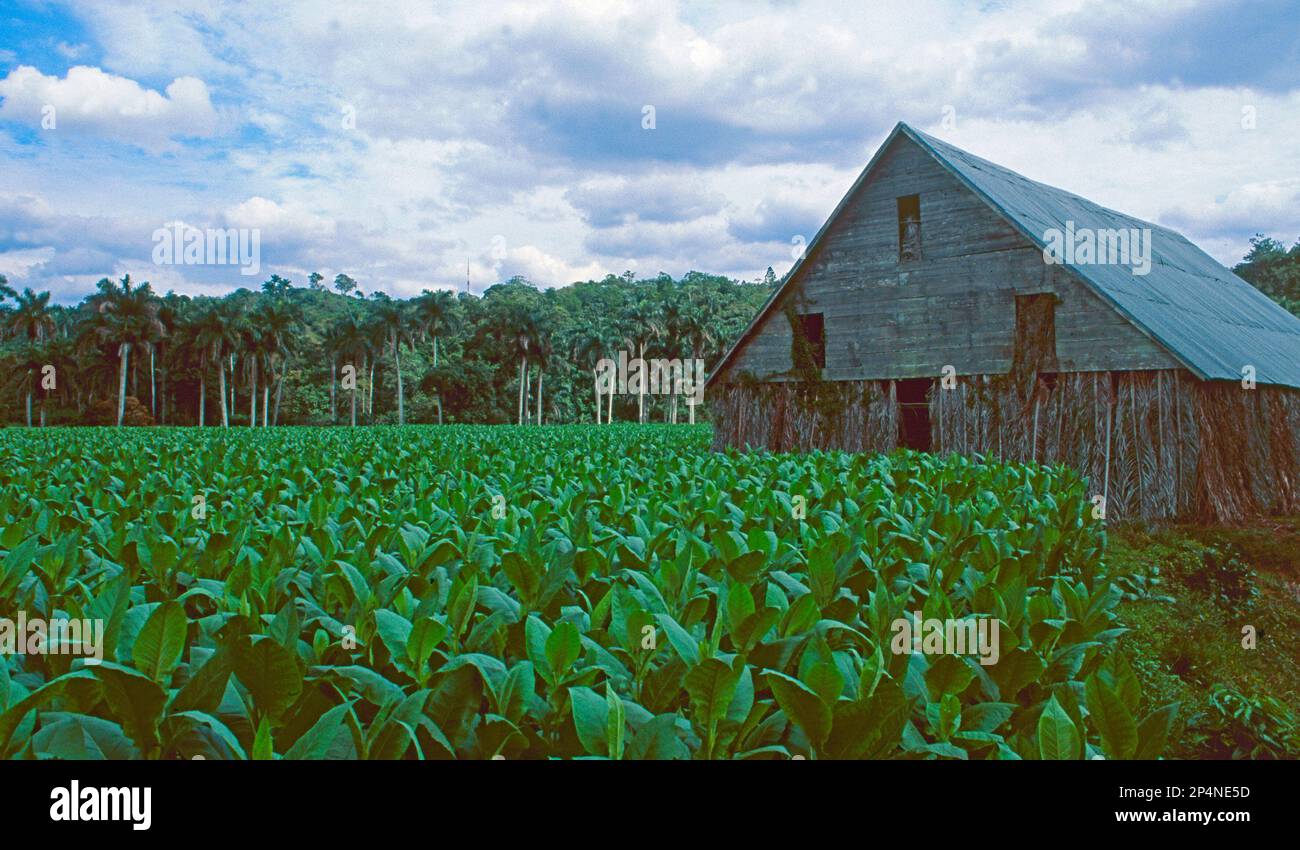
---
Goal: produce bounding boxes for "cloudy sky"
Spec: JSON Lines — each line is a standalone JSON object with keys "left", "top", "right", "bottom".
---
{"left": 1, "top": 0, "right": 1297, "bottom": 303}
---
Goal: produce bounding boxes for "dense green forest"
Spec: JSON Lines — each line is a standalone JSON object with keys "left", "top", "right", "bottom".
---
{"left": 1233, "top": 234, "right": 1300, "bottom": 316}
{"left": 1, "top": 231, "right": 1294, "bottom": 429}
{"left": 0, "top": 269, "right": 775, "bottom": 427}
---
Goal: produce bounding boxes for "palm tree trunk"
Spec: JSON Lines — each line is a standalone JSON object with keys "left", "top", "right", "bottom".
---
{"left": 25, "top": 390, "right": 32, "bottom": 428}
{"left": 537, "top": 370, "right": 543, "bottom": 425}
{"left": 517, "top": 357, "right": 526, "bottom": 425}
{"left": 368, "top": 360, "right": 375, "bottom": 418}
{"left": 330, "top": 357, "right": 337, "bottom": 424}
{"left": 351, "top": 380, "right": 357, "bottom": 426}
{"left": 217, "top": 358, "right": 228, "bottom": 427}
{"left": 150, "top": 346, "right": 156, "bottom": 418}
{"left": 249, "top": 360, "right": 258, "bottom": 427}
{"left": 592, "top": 368, "right": 601, "bottom": 424}
{"left": 199, "top": 372, "right": 206, "bottom": 426}
{"left": 671, "top": 393, "right": 678, "bottom": 424}
{"left": 117, "top": 343, "right": 131, "bottom": 426}
{"left": 607, "top": 375, "right": 614, "bottom": 423}
{"left": 273, "top": 355, "right": 287, "bottom": 425}
{"left": 689, "top": 345, "right": 700, "bottom": 425}
{"left": 39, "top": 401, "right": 45, "bottom": 428}
{"left": 262, "top": 382, "right": 269, "bottom": 427}
{"left": 638, "top": 342, "right": 645, "bottom": 423}
{"left": 395, "top": 342, "right": 404, "bottom": 426}
{"left": 229, "top": 354, "right": 236, "bottom": 421}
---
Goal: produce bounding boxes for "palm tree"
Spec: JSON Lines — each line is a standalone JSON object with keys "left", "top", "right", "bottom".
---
{"left": 208, "top": 302, "right": 243, "bottom": 426}
{"left": 153, "top": 293, "right": 187, "bottom": 423}
{"left": 324, "top": 320, "right": 349, "bottom": 424}
{"left": 682, "top": 291, "right": 720, "bottom": 425}
{"left": 256, "top": 298, "right": 300, "bottom": 425}
{"left": 5, "top": 288, "right": 56, "bottom": 426}
{"left": 72, "top": 308, "right": 116, "bottom": 414}
{"left": 413, "top": 289, "right": 457, "bottom": 423}
{"left": 332, "top": 315, "right": 368, "bottom": 426}
{"left": 503, "top": 307, "right": 541, "bottom": 425}
{"left": 533, "top": 332, "right": 553, "bottom": 425}
{"left": 413, "top": 289, "right": 456, "bottom": 367}
{"left": 362, "top": 317, "right": 385, "bottom": 420}
{"left": 239, "top": 319, "right": 272, "bottom": 427}
{"left": 575, "top": 327, "right": 611, "bottom": 424}
{"left": 92, "top": 275, "right": 163, "bottom": 426}
{"left": 374, "top": 298, "right": 415, "bottom": 424}
{"left": 40, "top": 334, "right": 79, "bottom": 422}
{"left": 261, "top": 274, "right": 293, "bottom": 299}
{"left": 622, "top": 299, "right": 663, "bottom": 423}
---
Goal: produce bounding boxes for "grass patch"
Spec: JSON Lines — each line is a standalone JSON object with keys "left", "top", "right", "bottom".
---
{"left": 1109, "top": 521, "right": 1300, "bottom": 758}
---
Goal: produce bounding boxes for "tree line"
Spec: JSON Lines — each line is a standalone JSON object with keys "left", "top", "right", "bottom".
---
{"left": 0, "top": 269, "right": 775, "bottom": 427}
{"left": 1233, "top": 234, "right": 1300, "bottom": 317}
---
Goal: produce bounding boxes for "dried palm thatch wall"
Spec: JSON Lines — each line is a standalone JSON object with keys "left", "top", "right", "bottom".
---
{"left": 710, "top": 379, "right": 898, "bottom": 454}
{"left": 711, "top": 370, "right": 1300, "bottom": 523}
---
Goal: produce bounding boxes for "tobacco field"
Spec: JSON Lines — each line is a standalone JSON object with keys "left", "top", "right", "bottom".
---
{"left": 0, "top": 424, "right": 1175, "bottom": 759}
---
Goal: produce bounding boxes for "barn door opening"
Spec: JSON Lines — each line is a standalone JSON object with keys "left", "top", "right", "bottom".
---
{"left": 897, "top": 378, "right": 932, "bottom": 451}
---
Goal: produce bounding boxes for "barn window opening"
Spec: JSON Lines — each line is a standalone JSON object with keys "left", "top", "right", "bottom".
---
{"left": 897, "top": 194, "right": 922, "bottom": 262}
{"left": 797, "top": 312, "right": 826, "bottom": 370}
{"left": 1012, "top": 293, "right": 1058, "bottom": 388}
{"left": 896, "top": 378, "right": 932, "bottom": 451}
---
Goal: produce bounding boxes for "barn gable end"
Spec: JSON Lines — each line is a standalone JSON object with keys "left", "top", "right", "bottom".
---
{"left": 718, "top": 129, "right": 1177, "bottom": 384}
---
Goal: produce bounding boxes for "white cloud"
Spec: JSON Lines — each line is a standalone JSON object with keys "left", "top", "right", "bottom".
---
{"left": 497, "top": 245, "right": 608, "bottom": 286}
{"left": 0, "top": 65, "right": 219, "bottom": 151}
{"left": 1, "top": 0, "right": 1297, "bottom": 298}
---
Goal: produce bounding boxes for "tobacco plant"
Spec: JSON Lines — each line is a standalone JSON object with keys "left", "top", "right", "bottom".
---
{"left": 0, "top": 425, "right": 1174, "bottom": 759}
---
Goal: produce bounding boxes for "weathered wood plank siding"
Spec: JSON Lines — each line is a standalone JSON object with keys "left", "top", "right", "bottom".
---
{"left": 723, "top": 134, "right": 1177, "bottom": 382}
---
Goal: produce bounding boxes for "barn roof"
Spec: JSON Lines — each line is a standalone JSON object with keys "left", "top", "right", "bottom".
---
{"left": 711, "top": 122, "right": 1300, "bottom": 389}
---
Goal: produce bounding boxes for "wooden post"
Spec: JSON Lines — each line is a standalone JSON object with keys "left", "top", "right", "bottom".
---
{"left": 1131, "top": 378, "right": 1144, "bottom": 517}
{"left": 1102, "top": 376, "right": 1112, "bottom": 515}
{"left": 1157, "top": 371, "right": 1166, "bottom": 516}
{"left": 1031, "top": 394, "right": 1040, "bottom": 463}
{"left": 1173, "top": 370, "right": 1182, "bottom": 516}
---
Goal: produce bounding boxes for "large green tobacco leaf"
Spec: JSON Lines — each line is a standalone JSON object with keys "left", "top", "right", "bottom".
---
{"left": 1085, "top": 674, "right": 1138, "bottom": 759}
{"left": 1037, "top": 695, "right": 1081, "bottom": 760}
{"left": 94, "top": 663, "right": 167, "bottom": 754}
{"left": 233, "top": 636, "right": 303, "bottom": 722}
{"left": 132, "top": 601, "right": 188, "bottom": 683}
{"left": 569, "top": 686, "right": 609, "bottom": 756}
{"left": 283, "top": 702, "right": 355, "bottom": 760}
{"left": 31, "top": 713, "right": 140, "bottom": 760}
{"left": 767, "top": 670, "right": 833, "bottom": 754}
{"left": 0, "top": 424, "right": 1158, "bottom": 760}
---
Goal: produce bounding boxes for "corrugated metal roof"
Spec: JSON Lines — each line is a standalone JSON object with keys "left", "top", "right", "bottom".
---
{"left": 710, "top": 122, "right": 1300, "bottom": 390}
{"left": 907, "top": 125, "right": 1300, "bottom": 388}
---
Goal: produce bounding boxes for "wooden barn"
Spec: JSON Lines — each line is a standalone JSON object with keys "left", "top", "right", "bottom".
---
{"left": 707, "top": 122, "right": 1300, "bottom": 522}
